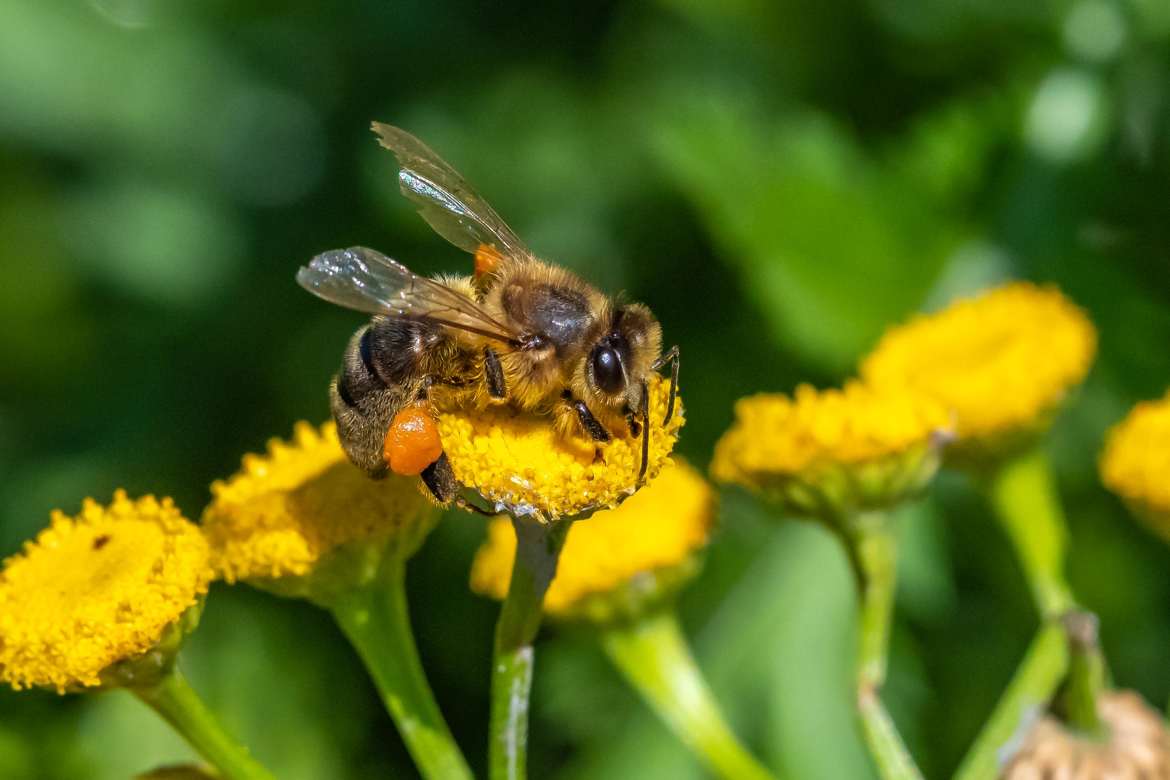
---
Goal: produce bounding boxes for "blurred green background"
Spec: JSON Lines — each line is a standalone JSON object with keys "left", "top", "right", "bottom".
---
{"left": 3, "top": 0, "right": 1170, "bottom": 777}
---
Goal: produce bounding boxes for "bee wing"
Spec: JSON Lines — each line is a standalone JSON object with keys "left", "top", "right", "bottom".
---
{"left": 297, "top": 246, "right": 521, "bottom": 344}
{"left": 372, "top": 122, "right": 532, "bottom": 259}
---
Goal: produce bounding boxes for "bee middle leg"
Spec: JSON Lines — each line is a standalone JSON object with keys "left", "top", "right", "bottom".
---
{"left": 562, "top": 390, "right": 611, "bottom": 442}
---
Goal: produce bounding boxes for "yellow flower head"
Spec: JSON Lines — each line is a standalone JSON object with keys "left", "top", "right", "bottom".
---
{"left": 0, "top": 491, "right": 211, "bottom": 693}
{"left": 862, "top": 282, "right": 1097, "bottom": 461}
{"left": 470, "top": 460, "right": 712, "bottom": 623}
{"left": 711, "top": 382, "right": 950, "bottom": 519}
{"left": 437, "top": 375, "right": 684, "bottom": 522}
{"left": 1100, "top": 391, "right": 1170, "bottom": 537}
{"left": 203, "top": 421, "right": 434, "bottom": 600}
{"left": 1001, "top": 691, "right": 1170, "bottom": 779}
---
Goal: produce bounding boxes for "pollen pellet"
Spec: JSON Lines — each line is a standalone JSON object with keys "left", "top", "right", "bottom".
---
{"left": 385, "top": 403, "right": 444, "bottom": 476}
{"left": 474, "top": 243, "right": 504, "bottom": 277}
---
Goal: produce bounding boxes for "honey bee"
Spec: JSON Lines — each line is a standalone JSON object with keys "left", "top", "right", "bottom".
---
{"left": 297, "top": 123, "right": 678, "bottom": 508}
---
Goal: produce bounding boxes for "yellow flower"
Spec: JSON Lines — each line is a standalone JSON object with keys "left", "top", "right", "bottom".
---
{"left": 470, "top": 460, "right": 712, "bottom": 622}
{"left": 0, "top": 491, "right": 211, "bottom": 693}
{"left": 1001, "top": 691, "right": 1170, "bottom": 779}
{"left": 203, "top": 421, "right": 434, "bottom": 600}
{"left": 711, "top": 382, "right": 950, "bottom": 519}
{"left": 437, "top": 375, "right": 684, "bottom": 522}
{"left": 862, "top": 282, "right": 1096, "bottom": 460}
{"left": 1100, "top": 391, "right": 1170, "bottom": 536}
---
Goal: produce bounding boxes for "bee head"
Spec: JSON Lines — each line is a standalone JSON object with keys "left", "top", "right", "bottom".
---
{"left": 585, "top": 304, "right": 663, "bottom": 408}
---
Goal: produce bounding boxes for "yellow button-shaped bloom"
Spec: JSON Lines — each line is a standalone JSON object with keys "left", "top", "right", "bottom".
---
{"left": 711, "top": 382, "right": 950, "bottom": 519}
{"left": 470, "top": 460, "right": 711, "bottom": 622}
{"left": 1100, "top": 391, "right": 1170, "bottom": 537}
{"left": 438, "top": 375, "right": 684, "bottom": 522}
{"left": 203, "top": 421, "right": 434, "bottom": 599}
{"left": 0, "top": 491, "right": 211, "bottom": 693}
{"left": 862, "top": 282, "right": 1096, "bottom": 461}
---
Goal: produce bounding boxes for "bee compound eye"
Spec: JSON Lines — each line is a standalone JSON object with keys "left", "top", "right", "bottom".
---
{"left": 591, "top": 345, "right": 625, "bottom": 394}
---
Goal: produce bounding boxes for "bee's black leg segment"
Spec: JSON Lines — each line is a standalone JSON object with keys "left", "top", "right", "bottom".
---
{"left": 638, "top": 380, "right": 651, "bottom": 484}
{"left": 420, "top": 452, "right": 496, "bottom": 516}
{"left": 420, "top": 452, "right": 459, "bottom": 505}
{"left": 564, "top": 391, "right": 611, "bottom": 442}
{"left": 625, "top": 407, "right": 642, "bottom": 439}
{"left": 483, "top": 346, "right": 507, "bottom": 399}
{"left": 651, "top": 345, "right": 680, "bottom": 425}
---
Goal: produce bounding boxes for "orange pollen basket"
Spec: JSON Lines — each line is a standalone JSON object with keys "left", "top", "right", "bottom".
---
{"left": 384, "top": 402, "right": 444, "bottom": 475}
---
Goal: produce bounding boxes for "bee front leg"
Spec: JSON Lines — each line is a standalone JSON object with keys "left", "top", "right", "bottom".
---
{"left": 483, "top": 346, "right": 507, "bottom": 399}
{"left": 623, "top": 405, "right": 643, "bottom": 439}
{"left": 651, "top": 345, "right": 680, "bottom": 424}
{"left": 563, "top": 391, "right": 611, "bottom": 442}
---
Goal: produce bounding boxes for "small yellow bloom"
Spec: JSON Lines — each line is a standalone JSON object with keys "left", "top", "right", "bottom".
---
{"left": 203, "top": 421, "right": 434, "bottom": 598}
{"left": 1001, "top": 691, "right": 1170, "bottom": 779}
{"left": 0, "top": 491, "right": 211, "bottom": 693}
{"left": 437, "top": 375, "right": 684, "bottom": 522}
{"left": 470, "top": 461, "right": 711, "bottom": 622}
{"left": 711, "top": 382, "right": 950, "bottom": 518}
{"left": 862, "top": 282, "right": 1096, "bottom": 460}
{"left": 1100, "top": 391, "right": 1170, "bottom": 536}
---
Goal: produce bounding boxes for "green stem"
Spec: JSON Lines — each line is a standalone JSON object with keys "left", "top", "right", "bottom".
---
{"left": 1059, "top": 610, "right": 1105, "bottom": 737}
{"left": 840, "top": 511, "right": 923, "bottom": 780}
{"left": 489, "top": 517, "right": 573, "bottom": 780}
{"left": 982, "top": 447, "right": 1076, "bottom": 618}
{"left": 134, "top": 667, "right": 275, "bottom": 780}
{"left": 329, "top": 555, "right": 472, "bottom": 780}
{"left": 856, "top": 690, "right": 923, "bottom": 780}
{"left": 846, "top": 513, "right": 898, "bottom": 691}
{"left": 953, "top": 620, "right": 1069, "bottom": 780}
{"left": 600, "top": 610, "right": 775, "bottom": 780}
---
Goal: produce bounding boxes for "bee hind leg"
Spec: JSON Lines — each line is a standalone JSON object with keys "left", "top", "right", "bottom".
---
{"left": 419, "top": 453, "right": 496, "bottom": 516}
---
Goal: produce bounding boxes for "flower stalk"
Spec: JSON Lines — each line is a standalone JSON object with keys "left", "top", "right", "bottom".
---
{"left": 838, "top": 511, "right": 923, "bottom": 780}
{"left": 328, "top": 553, "right": 472, "bottom": 780}
{"left": 600, "top": 610, "right": 774, "bottom": 780}
{"left": 489, "top": 516, "right": 573, "bottom": 780}
{"left": 981, "top": 447, "right": 1076, "bottom": 618}
{"left": 953, "top": 620, "right": 1069, "bottom": 780}
{"left": 1058, "top": 611, "right": 1105, "bottom": 737}
{"left": 133, "top": 667, "right": 275, "bottom": 780}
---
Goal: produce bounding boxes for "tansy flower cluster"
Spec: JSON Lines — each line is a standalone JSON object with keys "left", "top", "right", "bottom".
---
{"left": 862, "top": 282, "right": 1097, "bottom": 460}
{"left": 438, "top": 374, "right": 684, "bottom": 521}
{"left": 0, "top": 491, "right": 211, "bottom": 692}
{"left": 203, "top": 421, "right": 433, "bottom": 590}
{"left": 711, "top": 382, "right": 950, "bottom": 518}
{"left": 1100, "top": 390, "right": 1170, "bottom": 535}
{"left": 471, "top": 460, "right": 712, "bottom": 622}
